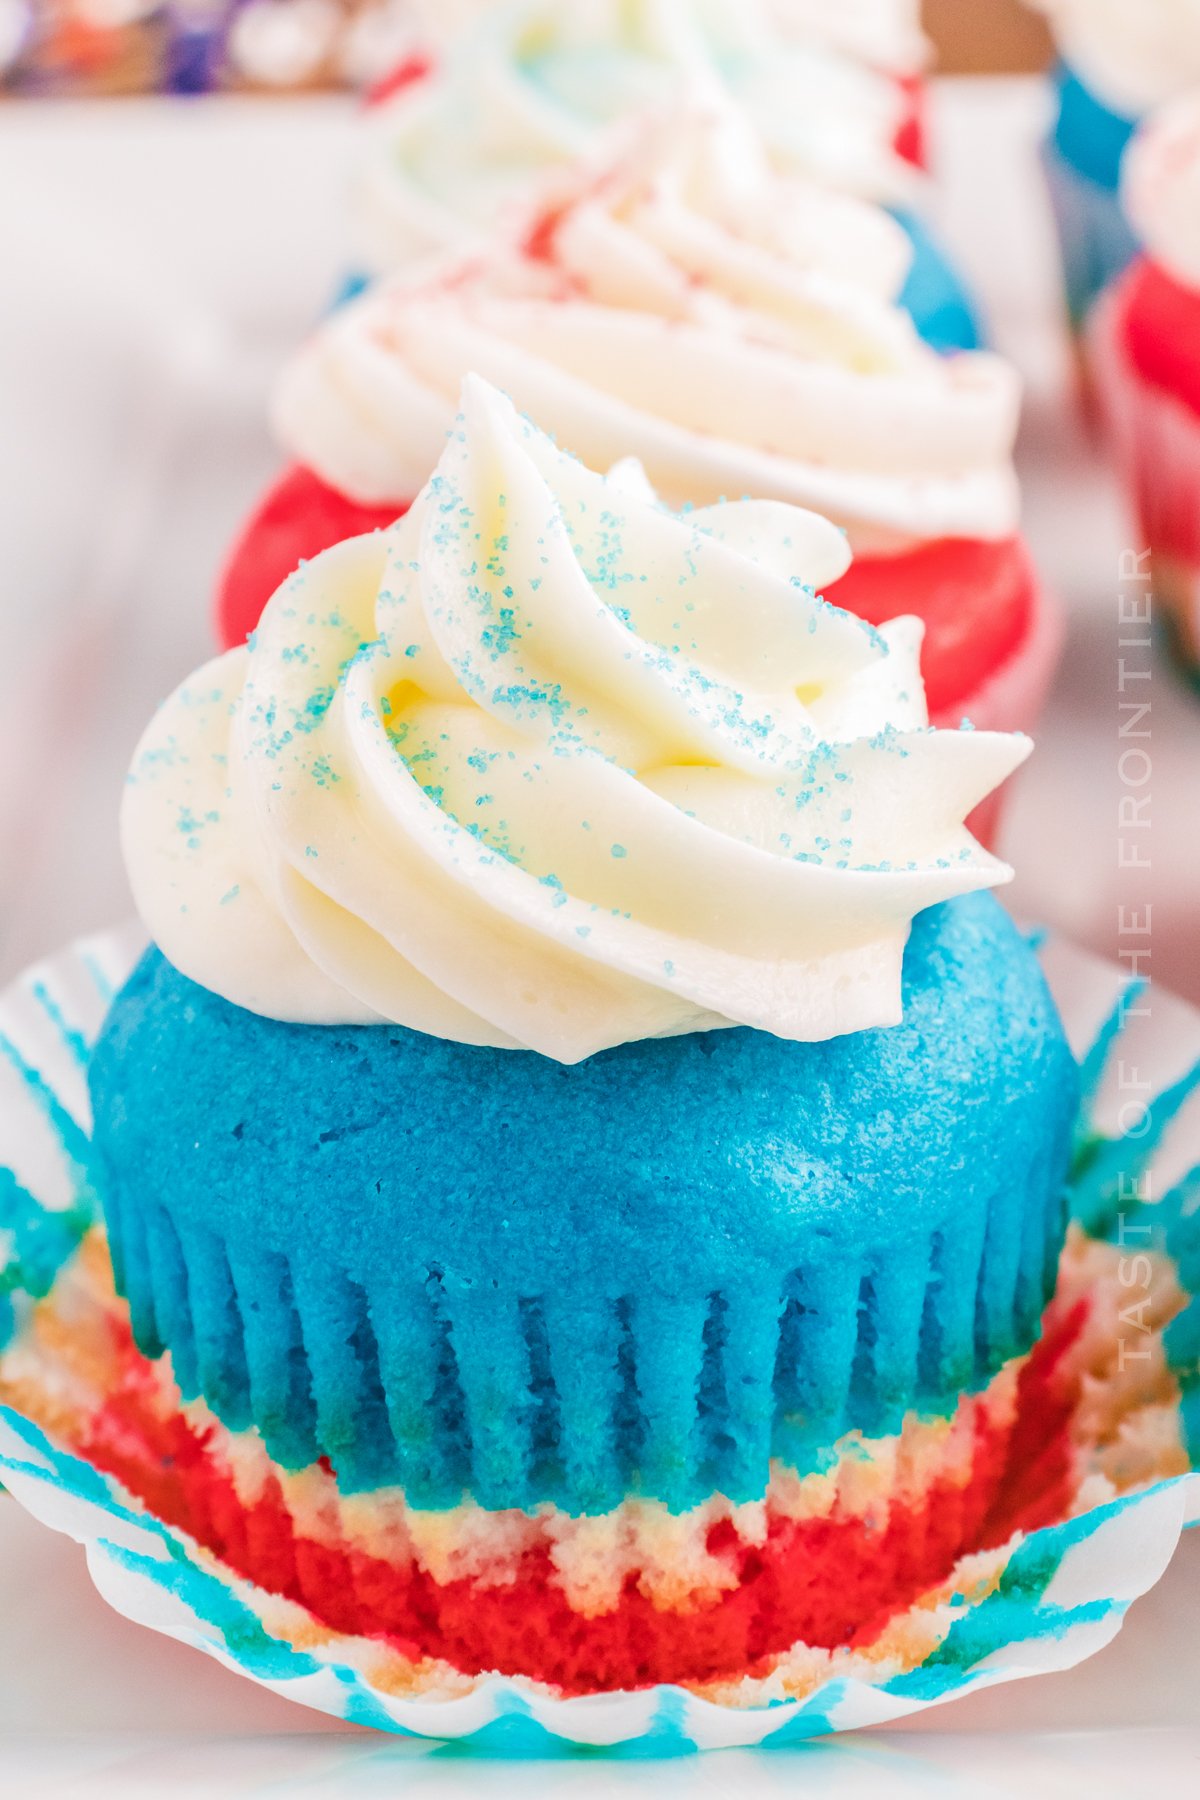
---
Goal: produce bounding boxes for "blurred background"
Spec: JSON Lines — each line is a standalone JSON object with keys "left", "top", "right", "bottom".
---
{"left": 0, "top": 0, "right": 1196, "bottom": 1007}
{"left": 0, "top": 1, "right": 1054, "bottom": 94}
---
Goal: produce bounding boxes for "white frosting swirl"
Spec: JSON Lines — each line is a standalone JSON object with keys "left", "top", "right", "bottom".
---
{"left": 1032, "top": 1, "right": 1200, "bottom": 118}
{"left": 766, "top": 0, "right": 928, "bottom": 75}
{"left": 1123, "top": 93, "right": 1200, "bottom": 289}
{"left": 285, "top": 101, "right": 1019, "bottom": 552}
{"left": 353, "top": 0, "right": 913, "bottom": 278}
{"left": 124, "top": 378, "right": 1026, "bottom": 1061}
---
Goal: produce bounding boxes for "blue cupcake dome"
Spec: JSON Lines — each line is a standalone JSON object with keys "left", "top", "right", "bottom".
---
{"left": 90, "top": 893, "right": 1077, "bottom": 1516}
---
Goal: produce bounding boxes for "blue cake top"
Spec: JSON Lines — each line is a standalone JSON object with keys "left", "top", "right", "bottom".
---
{"left": 91, "top": 893, "right": 1077, "bottom": 1302}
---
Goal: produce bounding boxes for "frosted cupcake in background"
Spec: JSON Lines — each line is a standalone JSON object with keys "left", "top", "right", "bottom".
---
{"left": 352, "top": 0, "right": 982, "bottom": 352}
{"left": 1030, "top": 0, "right": 1200, "bottom": 328}
{"left": 2, "top": 384, "right": 1197, "bottom": 1719}
{"left": 219, "top": 100, "right": 1062, "bottom": 845}
{"left": 66, "top": 375, "right": 1082, "bottom": 1701}
{"left": 1093, "top": 92, "right": 1200, "bottom": 683}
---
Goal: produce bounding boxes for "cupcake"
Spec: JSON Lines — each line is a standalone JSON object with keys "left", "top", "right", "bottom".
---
{"left": 86, "top": 376, "right": 1076, "bottom": 1696}
{"left": 1092, "top": 92, "right": 1200, "bottom": 679}
{"left": 1031, "top": 0, "right": 1200, "bottom": 327}
{"left": 351, "top": 0, "right": 980, "bottom": 351}
{"left": 765, "top": 0, "right": 931, "bottom": 165}
{"left": 220, "top": 102, "right": 1061, "bottom": 844}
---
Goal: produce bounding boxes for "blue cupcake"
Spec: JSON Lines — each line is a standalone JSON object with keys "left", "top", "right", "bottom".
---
{"left": 92, "top": 890, "right": 1076, "bottom": 1514}
{"left": 1032, "top": 3, "right": 1200, "bottom": 325}
{"left": 92, "top": 377, "right": 1070, "bottom": 1691}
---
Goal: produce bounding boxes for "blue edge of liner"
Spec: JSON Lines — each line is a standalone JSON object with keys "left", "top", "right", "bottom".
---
{"left": 0, "top": 950, "right": 1198, "bottom": 1753}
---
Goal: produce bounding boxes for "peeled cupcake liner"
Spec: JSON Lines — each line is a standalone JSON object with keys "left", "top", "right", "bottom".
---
{"left": 1040, "top": 138, "right": 1138, "bottom": 333}
{"left": 334, "top": 204, "right": 980, "bottom": 355}
{"left": 1, "top": 926, "right": 1199, "bottom": 1749}
{"left": 0, "top": 1235, "right": 1076, "bottom": 1699}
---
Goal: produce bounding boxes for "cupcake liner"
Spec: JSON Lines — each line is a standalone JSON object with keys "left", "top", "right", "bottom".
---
{"left": 1040, "top": 139, "right": 1138, "bottom": 330}
{"left": 1090, "top": 291, "right": 1200, "bottom": 675}
{"left": 2, "top": 927, "right": 1199, "bottom": 1747}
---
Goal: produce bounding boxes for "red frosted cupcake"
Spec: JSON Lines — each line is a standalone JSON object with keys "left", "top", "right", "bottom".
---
{"left": 221, "top": 102, "right": 1060, "bottom": 844}
{"left": 1093, "top": 91, "right": 1200, "bottom": 679}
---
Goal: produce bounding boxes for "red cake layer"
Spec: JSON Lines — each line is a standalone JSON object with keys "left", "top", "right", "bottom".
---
{"left": 363, "top": 52, "right": 927, "bottom": 169}
{"left": 1116, "top": 258, "right": 1200, "bottom": 420}
{"left": 216, "top": 465, "right": 402, "bottom": 648}
{"left": 216, "top": 467, "right": 1036, "bottom": 726}
{"left": 57, "top": 1299, "right": 1086, "bottom": 1696}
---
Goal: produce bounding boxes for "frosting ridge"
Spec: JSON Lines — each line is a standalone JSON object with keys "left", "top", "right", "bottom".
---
{"left": 766, "top": 0, "right": 928, "bottom": 75}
